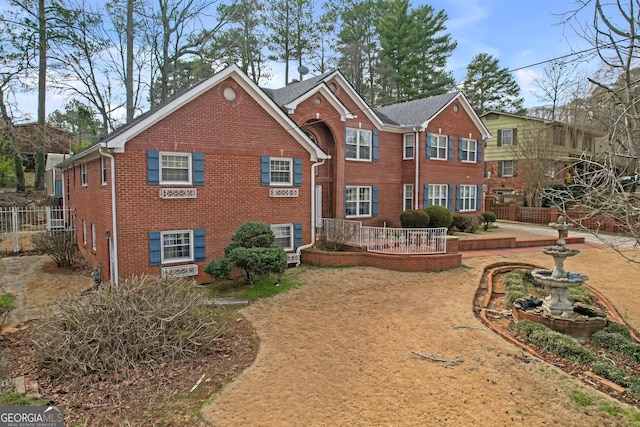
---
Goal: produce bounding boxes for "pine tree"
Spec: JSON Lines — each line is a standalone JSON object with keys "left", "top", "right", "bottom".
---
{"left": 377, "top": 0, "right": 456, "bottom": 102}
{"left": 462, "top": 53, "right": 524, "bottom": 115}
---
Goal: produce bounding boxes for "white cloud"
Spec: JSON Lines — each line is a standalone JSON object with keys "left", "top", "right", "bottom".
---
{"left": 515, "top": 68, "right": 542, "bottom": 107}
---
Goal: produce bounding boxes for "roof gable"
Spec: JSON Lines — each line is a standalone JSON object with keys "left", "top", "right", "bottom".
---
{"left": 59, "top": 65, "right": 329, "bottom": 166}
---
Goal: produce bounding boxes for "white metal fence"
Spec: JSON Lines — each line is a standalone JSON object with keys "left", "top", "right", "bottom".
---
{"left": 318, "top": 218, "right": 447, "bottom": 254}
{"left": 0, "top": 206, "right": 75, "bottom": 252}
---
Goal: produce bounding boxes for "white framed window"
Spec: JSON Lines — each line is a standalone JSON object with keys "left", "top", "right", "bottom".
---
{"left": 459, "top": 185, "right": 477, "bottom": 212}
{"left": 502, "top": 160, "right": 514, "bottom": 177}
{"left": 91, "top": 223, "right": 96, "bottom": 251}
{"left": 101, "top": 157, "right": 107, "bottom": 184}
{"left": 346, "top": 128, "right": 372, "bottom": 160}
{"left": 429, "top": 134, "right": 448, "bottom": 160}
{"left": 500, "top": 129, "right": 513, "bottom": 146}
{"left": 81, "top": 163, "right": 87, "bottom": 186}
{"left": 428, "top": 184, "right": 448, "bottom": 207}
{"left": 161, "top": 230, "right": 193, "bottom": 264}
{"left": 82, "top": 220, "right": 87, "bottom": 245}
{"left": 403, "top": 134, "right": 415, "bottom": 159}
{"left": 403, "top": 184, "right": 413, "bottom": 211}
{"left": 270, "top": 158, "right": 292, "bottom": 186}
{"left": 272, "top": 224, "right": 293, "bottom": 250}
{"left": 460, "top": 138, "right": 477, "bottom": 162}
{"left": 160, "top": 152, "right": 192, "bottom": 184}
{"left": 345, "top": 186, "right": 371, "bottom": 217}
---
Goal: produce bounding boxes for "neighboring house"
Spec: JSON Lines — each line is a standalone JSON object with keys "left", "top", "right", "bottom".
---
{"left": 45, "top": 153, "right": 70, "bottom": 199}
{"left": 11, "top": 123, "right": 74, "bottom": 170}
{"left": 480, "top": 111, "right": 598, "bottom": 196}
{"left": 58, "top": 65, "right": 489, "bottom": 284}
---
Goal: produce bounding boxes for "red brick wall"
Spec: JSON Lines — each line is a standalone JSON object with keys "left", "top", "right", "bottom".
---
{"left": 68, "top": 76, "right": 314, "bottom": 283}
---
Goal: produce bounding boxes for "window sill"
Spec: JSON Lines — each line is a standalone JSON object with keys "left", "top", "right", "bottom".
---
{"left": 345, "top": 158, "right": 372, "bottom": 162}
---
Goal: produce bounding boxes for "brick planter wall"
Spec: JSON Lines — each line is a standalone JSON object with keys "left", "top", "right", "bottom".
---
{"left": 301, "top": 248, "right": 462, "bottom": 272}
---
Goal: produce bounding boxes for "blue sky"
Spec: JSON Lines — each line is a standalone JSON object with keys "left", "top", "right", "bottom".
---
{"left": 17, "top": 0, "right": 596, "bottom": 120}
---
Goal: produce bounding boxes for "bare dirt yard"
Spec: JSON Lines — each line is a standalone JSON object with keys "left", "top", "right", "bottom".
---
{"left": 203, "top": 229, "right": 640, "bottom": 427}
{"left": 1, "top": 226, "right": 640, "bottom": 426}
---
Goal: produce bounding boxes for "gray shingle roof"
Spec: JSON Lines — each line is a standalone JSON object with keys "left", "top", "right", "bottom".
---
{"left": 261, "top": 72, "right": 334, "bottom": 106}
{"left": 373, "top": 92, "right": 459, "bottom": 126}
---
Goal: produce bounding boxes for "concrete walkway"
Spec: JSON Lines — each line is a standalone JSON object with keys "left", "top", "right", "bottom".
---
{"left": 1, "top": 256, "right": 46, "bottom": 326}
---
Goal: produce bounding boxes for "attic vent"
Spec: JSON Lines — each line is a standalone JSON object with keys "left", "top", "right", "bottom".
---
{"left": 329, "top": 83, "right": 337, "bottom": 92}
{"left": 453, "top": 105, "right": 459, "bottom": 112}
{"left": 223, "top": 87, "right": 236, "bottom": 101}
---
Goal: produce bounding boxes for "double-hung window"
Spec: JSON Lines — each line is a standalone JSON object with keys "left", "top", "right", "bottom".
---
{"left": 403, "top": 184, "right": 413, "bottom": 211}
{"left": 345, "top": 186, "right": 371, "bottom": 217}
{"left": 160, "top": 152, "right": 192, "bottom": 184}
{"left": 91, "top": 223, "right": 96, "bottom": 251}
{"left": 500, "top": 129, "right": 513, "bottom": 146}
{"left": 430, "top": 134, "right": 448, "bottom": 159}
{"left": 428, "top": 184, "right": 448, "bottom": 207}
{"left": 501, "top": 160, "right": 514, "bottom": 177}
{"left": 459, "top": 185, "right": 477, "bottom": 212}
{"left": 460, "top": 138, "right": 477, "bottom": 162}
{"left": 81, "top": 164, "right": 87, "bottom": 186}
{"left": 346, "top": 128, "right": 372, "bottom": 160}
{"left": 162, "top": 230, "right": 193, "bottom": 263}
{"left": 403, "top": 134, "right": 415, "bottom": 159}
{"left": 272, "top": 224, "right": 293, "bottom": 250}
{"left": 101, "top": 158, "right": 107, "bottom": 184}
{"left": 270, "top": 158, "right": 292, "bottom": 186}
{"left": 82, "top": 220, "right": 87, "bottom": 245}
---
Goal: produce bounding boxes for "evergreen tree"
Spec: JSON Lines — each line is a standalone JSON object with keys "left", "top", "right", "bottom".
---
{"left": 462, "top": 53, "right": 524, "bottom": 115}
{"left": 377, "top": 0, "right": 456, "bottom": 102}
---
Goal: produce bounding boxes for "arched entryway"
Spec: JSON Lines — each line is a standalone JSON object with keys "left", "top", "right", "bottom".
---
{"left": 302, "top": 120, "right": 338, "bottom": 220}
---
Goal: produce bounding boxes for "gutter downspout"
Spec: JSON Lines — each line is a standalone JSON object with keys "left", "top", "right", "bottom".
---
{"left": 296, "top": 159, "right": 326, "bottom": 265}
{"left": 414, "top": 127, "right": 421, "bottom": 209}
{"left": 99, "top": 148, "right": 119, "bottom": 286}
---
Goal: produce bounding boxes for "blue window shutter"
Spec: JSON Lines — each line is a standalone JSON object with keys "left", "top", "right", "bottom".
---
{"left": 147, "top": 150, "right": 160, "bottom": 185}
{"left": 477, "top": 140, "right": 483, "bottom": 163}
{"left": 476, "top": 185, "right": 482, "bottom": 212}
{"left": 448, "top": 136, "right": 453, "bottom": 161}
{"left": 344, "top": 186, "right": 347, "bottom": 216}
{"left": 423, "top": 184, "right": 430, "bottom": 208}
{"left": 194, "top": 228, "right": 205, "bottom": 261}
{"left": 455, "top": 184, "right": 461, "bottom": 213}
{"left": 149, "top": 231, "right": 161, "bottom": 266}
{"left": 458, "top": 137, "right": 463, "bottom": 161}
{"left": 372, "top": 130, "right": 379, "bottom": 162}
{"left": 294, "top": 223, "right": 303, "bottom": 249}
{"left": 447, "top": 184, "right": 453, "bottom": 210}
{"left": 260, "top": 156, "right": 270, "bottom": 186}
{"left": 425, "top": 132, "right": 432, "bottom": 158}
{"left": 372, "top": 186, "right": 378, "bottom": 216}
{"left": 192, "top": 152, "right": 204, "bottom": 186}
{"left": 293, "top": 158, "right": 303, "bottom": 186}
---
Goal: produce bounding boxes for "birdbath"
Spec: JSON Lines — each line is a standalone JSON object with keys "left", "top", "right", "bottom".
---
{"left": 531, "top": 216, "right": 589, "bottom": 317}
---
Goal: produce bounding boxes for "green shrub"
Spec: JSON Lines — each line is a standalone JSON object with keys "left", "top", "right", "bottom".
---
{"left": 400, "top": 210, "right": 430, "bottom": 228}
{"left": 505, "top": 289, "right": 526, "bottom": 308}
{"left": 568, "top": 286, "right": 595, "bottom": 305}
{"left": 627, "top": 378, "right": 640, "bottom": 398}
{"left": 481, "top": 212, "right": 497, "bottom": 231}
{"left": 424, "top": 205, "right": 453, "bottom": 228}
{"left": 592, "top": 361, "right": 629, "bottom": 384}
{"left": 591, "top": 330, "right": 640, "bottom": 362}
{"left": 0, "top": 294, "right": 15, "bottom": 330}
{"left": 0, "top": 156, "right": 15, "bottom": 188}
{"left": 603, "top": 322, "right": 632, "bottom": 339}
{"left": 206, "top": 222, "right": 288, "bottom": 284}
{"left": 513, "top": 320, "right": 595, "bottom": 364}
{"left": 450, "top": 214, "right": 470, "bottom": 232}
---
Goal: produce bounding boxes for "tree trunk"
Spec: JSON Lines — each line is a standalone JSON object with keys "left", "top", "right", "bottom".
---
{"left": 126, "top": 0, "right": 134, "bottom": 122}
{"left": 34, "top": 0, "right": 47, "bottom": 191}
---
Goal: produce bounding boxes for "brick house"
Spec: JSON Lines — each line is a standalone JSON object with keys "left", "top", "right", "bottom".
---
{"left": 58, "top": 65, "right": 489, "bottom": 284}
{"left": 480, "top": 111, "right": 599, "bottom": 199}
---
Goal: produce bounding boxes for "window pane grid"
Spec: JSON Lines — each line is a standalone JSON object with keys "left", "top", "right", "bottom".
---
{"left": 346, "top": 186, "right": 371, "bottom": 217}
{"left": 430, "top": 135, "right": 447, "bottom": 159}
{"left": 272, "top": 225, "right": 292, "bottom": 249}
{"left": 270, "top": 159, "right": 291, "bottom": 184}
{"left": 428, "top": 184, "right": 447, "bottom": 207}
{"left": 502, "top": 129, "right": 513, "bottom": 146}
{"left": 346, "top": 128, "right": 372, "bottom": 160}
{"left": 461, "top": 138, "right": 476, "bottom": 162}
{"left": 161, "top": 154, "right": 190, "bottom": 183}
{"left": 460, "top": 185, "right": 477, "bottom": 211}
{"left": 163, "top": 232, "right": 191, "bottom": 260}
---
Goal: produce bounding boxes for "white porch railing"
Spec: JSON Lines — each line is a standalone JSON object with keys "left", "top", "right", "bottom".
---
{"left": 0, "top": 206, "right": 75, "bottom": 252}
{"left": 318, "top": 218, "right": 447, "bottom": 254}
